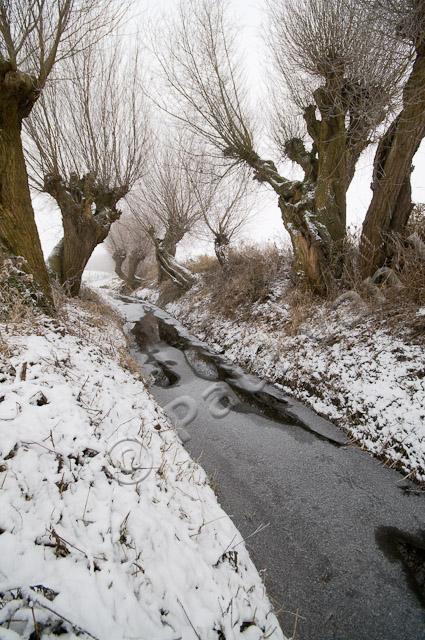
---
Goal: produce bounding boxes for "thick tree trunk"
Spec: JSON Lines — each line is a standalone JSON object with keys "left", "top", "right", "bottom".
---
{"left": 249, "top": 151, "right": 339, "bottom": 293}
{"left": 214, "top": 233, "right": 230, "bottom": 266}
{"left": 153, "top": 237, "right": 195, "bottom": 289}
{"left": 112, "top": 250, "right": 127, "bottom": 281}
{"left": 240, "top": 105, "right": 348, "bottom": 293}
{"left": 158, "top": 227, "right": 185, "bottom": 282}
{"left": 126, "top": 249, "right": 144, "bottom": 290}
{"left": 314, "top": 88, "right": 348, "bottom": 249}
{"left": 278, "top": 188, "right": 334, "bottom": 292}
{"left": 45, "top": 174, "right": 123, "bottom": 296}
{"left": 360, "top": 50, "right": 425, "bottom": 277}
{"left": 111, "top": 248, "right": 143, "bottom": 291}
{"left": 0, "top": 67, "right": 52, "bottom": 305}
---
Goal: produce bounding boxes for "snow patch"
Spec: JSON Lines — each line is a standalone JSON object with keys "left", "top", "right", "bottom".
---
{"left": 0, "top": 302, "right": 284, "bottom": 640}
{"left": 164, "top": 284, "right": 425, "bottom": 482}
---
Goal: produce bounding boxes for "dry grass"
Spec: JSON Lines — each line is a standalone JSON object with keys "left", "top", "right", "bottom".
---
{"left": 197, "top": 243, "right": 289, "bottom": 319}
{"left": 0, "top": 256, "right": 41, "bottom": 324}
{"left": 326, "top": 222, "right": 425, "bottom": 312}
{"left": 180, "top": 229, "right": 425, "bottom": 337}
{"left": 53, "top": 284, "right": 122, "bottom": 332}
{"left": 78, "top": 286, "right": 123, "bottom": 326}
{"left": 283, "top": 286, "right": 320, "bottom": 335}
{"left": 185, "top": 254, "right": 218, "bottom": 274}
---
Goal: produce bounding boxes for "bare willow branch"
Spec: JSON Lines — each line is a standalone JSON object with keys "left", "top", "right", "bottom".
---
{"left": 0, "top": 0, "right": 129, "bottom": 90}
{"left": 266, "top": 0, "right": 407, "bottom": 160}
{"left": 188, "top": 161, "right": 255, "bottom": 264}
{"left": 23, "top": 38, "right": 150, "bottom": 296}
{"left": 129, "top": 135, "right": 204, "bottom": 256}
{"left": 25, "top": 41, "right": 149, "bottom": 195}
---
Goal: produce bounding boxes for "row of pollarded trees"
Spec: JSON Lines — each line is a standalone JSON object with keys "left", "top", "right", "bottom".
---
{"left": 153, "top": 0, "right": 425, "bottom": 293}
{"left": 0, "top": 0, "right": 130, "bottom": 305}
{"left": 4, "top": 0, "right": 424, "bottom": 305}
{"left": 0, "top": 0, "right": 252, "bottom": 303}
{"left": 118, "top": 139, "right": 254, "bottom": 289}
{"left": 25, "top": 43, "right": 149, "bottom": 296}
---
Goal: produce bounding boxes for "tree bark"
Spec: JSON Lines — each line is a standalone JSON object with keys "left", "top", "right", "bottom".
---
{"left": 112, "top": 249, "right": 127, "bottom": 281}
{"left": 0, "top": 65, "right": 52, "bottom": 305}
{"left": 152, "top": 236, "right": 195, "bottom": 289}
{"left": 214, "top": 233, "right": 230, "bottom": 266}
{"left": 242, "top": 146, "right": 338, "bottom": 293}
{"left": 111, "top": 248, "right": 144, "bottom": 291}
{"left": 126, "top": 249, "right": 144, "bottom": 290}
{"left": 45, "top": 174, "right": 123, "bottom": 296}
{"left": 158, "top": 226, "right": 186, "bottom": 282}
{"left": 313, "top": 86, "right": 348, "bottom": 249}
{"left": 229, "top": 96, "right": 350, "bottom": 293}
{"left": 360, "top": 48, "right": 425, "bottom": 277}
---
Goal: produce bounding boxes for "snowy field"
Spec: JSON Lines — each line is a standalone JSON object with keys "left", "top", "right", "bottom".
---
{"left": 0, "top": 298, "right": 284, "bottom": 640}
{"left": 161, "top": 285, "right": 425, "bottom": 483}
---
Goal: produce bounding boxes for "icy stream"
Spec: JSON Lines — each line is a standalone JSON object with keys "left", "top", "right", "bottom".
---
{"left": 116, "top": 295, "right": 425, "bottom": 640}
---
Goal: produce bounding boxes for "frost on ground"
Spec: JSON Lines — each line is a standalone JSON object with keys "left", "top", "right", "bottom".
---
{"left": 161, "top": 283, "right": 425, "bottom": 483}
{"left": 0, "top": 298, "right": 284, "bottom": 640}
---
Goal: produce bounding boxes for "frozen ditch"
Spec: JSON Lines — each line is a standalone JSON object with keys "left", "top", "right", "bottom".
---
{"left": 115, "top": 295, "right": 425, "bottom": 640}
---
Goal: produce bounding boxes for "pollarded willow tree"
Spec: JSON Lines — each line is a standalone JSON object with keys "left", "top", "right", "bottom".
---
{"left": 0, "top": 0, "right": 127, "bottom": 302}
{"left": 360, "top": 0, "right": 425, "bottom": 276}
{"left": 106, "top": 213, "right": 152, "bottom": 291}
{"left": 130, "top": 139, "right": 204, "bottom": 289}
{"left": 154, "top": 0, "right": 404, "bottom": 292}
{"left": 191, "top": 166, "right": 254, "bottom": 266}
{"left": 25, "top": 42, "right": 149, "bottom": 296}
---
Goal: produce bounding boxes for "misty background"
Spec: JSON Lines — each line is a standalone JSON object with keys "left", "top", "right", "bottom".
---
{"left": 33, "top": 0, "right": 425, "bottom": 272}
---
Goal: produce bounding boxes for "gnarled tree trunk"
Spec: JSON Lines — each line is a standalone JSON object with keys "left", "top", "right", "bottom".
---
{"left": 214, "top": 233, "right": 230, "bottom": 266}
{"left": 0, "top": 64, "right": 52, "bottom": 305}
{"left": 360, "top": 48, "right": 425, "bottom": 277}
{"left": 152, "top": 236, "right": 195, "bottom": 290}
{"left": 126, "top": 249, "right": 144, "bottom": 290}
{"left": 111, "top": 248, "right": 144, "bottom": 291}
{"left": 112, "top": 249, "right": 127, "bottom": 281}
{"left": 313, "top": 87, "right": 348, "bottom": 250}
{"left": 236, "top": 92, "right": 352, "bottom": 294}
{"left": 45, "top": 174, "right": 124, "bottom": 296}
{"left": 158, "top": 226, "right": 186, "bottom": 282}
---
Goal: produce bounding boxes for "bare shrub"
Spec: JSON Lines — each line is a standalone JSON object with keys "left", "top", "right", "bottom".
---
{"left": 335, "top": 222, "right": 425, "bottom": 308}
{"left": 388, "top": 241, "right": 425, "bottom": 307}
{"left": 202, "top": 244, "right": 286, "bottom": 318}
{"left": 185, "top": 254, "right": 218, "bottom": 274}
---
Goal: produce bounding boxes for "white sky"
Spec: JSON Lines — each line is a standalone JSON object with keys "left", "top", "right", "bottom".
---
{"left": 34, "top": 0, "right": 425, "bottom": 264}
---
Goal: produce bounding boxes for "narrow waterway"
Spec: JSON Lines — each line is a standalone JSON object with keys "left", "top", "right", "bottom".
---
{"left": 117, "top": 296, "right": 425, "bottom": 640}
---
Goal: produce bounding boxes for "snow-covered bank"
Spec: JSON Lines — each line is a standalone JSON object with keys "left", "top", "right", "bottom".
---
{"left": 0, "top": 297, "right": 284, "bottom": 639}
{"left": 152, "top": 284, "right": 425, "bottom": 483}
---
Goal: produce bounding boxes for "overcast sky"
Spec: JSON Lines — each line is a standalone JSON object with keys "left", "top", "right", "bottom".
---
{"left": 34, "top": 0, "right": 425, "bottom": 266}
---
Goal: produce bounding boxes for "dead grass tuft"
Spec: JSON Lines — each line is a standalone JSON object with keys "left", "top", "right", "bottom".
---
{"left": 0, "top": 256, "right": 40, "bottom": 324}
{"left": 329, "top": 224, "right": 425, "bottom": 317}
{"left": 283, "top": 285, "right": 320, "bottom": 335}
{"left": 185, "top": 254, "right": 218, "bottom": 274}
{"left": 53, "top": 284, "right": 122, "bottom": 335}
{"left": 201, "top": 244, "right": 289, "bottom": 319}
